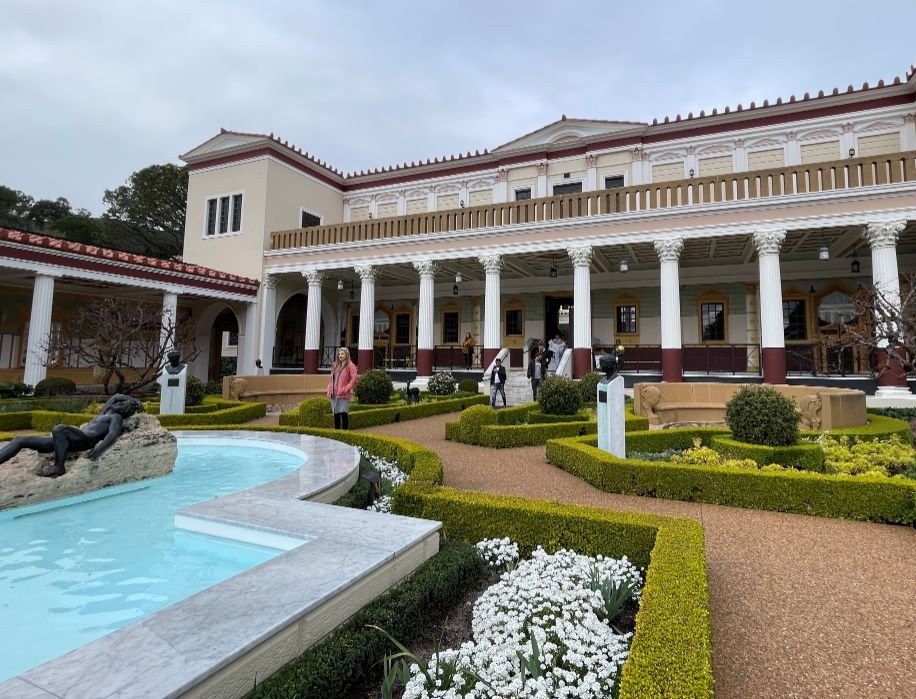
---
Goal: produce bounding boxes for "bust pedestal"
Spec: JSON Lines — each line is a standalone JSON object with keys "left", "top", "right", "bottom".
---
{"left": 597, "top": 375, "right": 626, "bottom": 458}
{"left": 158, "top": 367, "right": 187, "bottom": 415}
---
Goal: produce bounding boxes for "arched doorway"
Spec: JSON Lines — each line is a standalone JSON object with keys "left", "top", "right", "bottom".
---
{"left": 208, "top": 308, "right": 239, "bottom": 381}
{"left": 815, "top": 288, "right": 867, "bottom": 374}
{"left": 275, "top": 293, "right": 306, "bottom": 368}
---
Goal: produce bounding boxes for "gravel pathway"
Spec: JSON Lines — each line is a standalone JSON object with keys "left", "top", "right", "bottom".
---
{"left": 363, "top": 413, "right": 916, "bottom": 699}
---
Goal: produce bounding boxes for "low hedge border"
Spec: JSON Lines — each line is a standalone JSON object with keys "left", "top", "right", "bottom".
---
{"left": 801, "top": 414, "right": 913, "bottom": 444}
{"left": 711, "top": 436, "right": 825, "bottom": 471}
{"left": 247, "top": 541, "right": 487, "bottom": 699}
{"left": 547, "top": 433, "right": 916, "bottom": 524}
{"left": 279, "top": 394, "right": 489, "bottom": 429}
{"left": 177, "top": 422, "right": 714, "bottom": 698}
{"left": 447, "top": 404, "right": 649, "bottom": 447}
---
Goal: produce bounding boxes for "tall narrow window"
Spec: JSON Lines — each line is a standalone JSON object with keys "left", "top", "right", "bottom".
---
{"left": 206, "top": 199, "right": 218, "bottom": 236}
{"left": 782, "top": 299, "right": 807, "bottom": 340}
{"left": 395, "top": 313, "right": 411, "bottom": 344}
{"left": 616, "top": 305, "right": 638, "bottom": 334}
{"left": 505, "top": 308, "right": 523, "bottom": 336}
{"left": 218, "top": 196, "right": 230, "bottom": 234}
{"left": 205, "top": 192, "right": 244, "bottom": 236}
{"left": 442, "top": 311, "right": 459, "bottom": 343}
{"left": 701, "top": 302, "right": 725, "bottom": 342}
{"left": 231, "top": 194, "right": 243, "bottom": 232}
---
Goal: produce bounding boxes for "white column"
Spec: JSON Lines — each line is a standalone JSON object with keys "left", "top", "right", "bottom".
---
{"left": 240, "top": 301, "right": 259, "bottom": 374}
{"left": 258, "top": 273, "right": 279, "bottom": 372}
{"left": 584, "top": 155, "right": 598, "bottom": 191}
{"left": 413, "top": 259, "right": 438, "bottom": 377}
{"left": 655, "top": 239, "right": 683, "bottom": 350}
{"left": 536, "top": 161, "right": 548, "bottom": 198}
{"left": 865, "top": 220, "right": 912, "bottom": 397}
{"left": 753, "top": 230, "right": 787, "bottom": 384}
{"left": 903, "top": 113, "right": 916, "bottom": 151}
{"left": 568, "top": 246, "right": 593, "bottom": 378}
{"left": 23, "top": 273, "right": 56, "bottom": 387}
{"left": 426, "top": 189, "right": 436, "bottom": 212}
{"left": 160, "top": 289, "right": 179, "bottom": 354}
{"left": 493, "top": 168, "right": 509, "bottom": 203}
{"left": 479, "top": 255, "right": 503, "bottom": 359}
{"left": 459, "top": 181, "right": 469, "bottom": 207}
{"left": 397, "top": 190, "right": 407, "bottom": 216}
{"left": 368, "top": 196, "right": 378, "bottom": 219}
{"left": 303, "top": 268, "right": 324, "bottom": 352}
{"left": 343, "top": 198, "right": 351, "bottom": 223}
{"left": 785, "top": 131, "right": 800, "bottom": 165}
{"left": 733, "top": 139, "right": 748, "bottom": 172}
{"left": 355, "top": 265, "right": 377, "bottom": 354}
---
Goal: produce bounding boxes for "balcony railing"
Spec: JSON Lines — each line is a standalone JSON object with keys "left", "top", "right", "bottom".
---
{"left": 270, "top": 151, "right": 916, "bottom": 250}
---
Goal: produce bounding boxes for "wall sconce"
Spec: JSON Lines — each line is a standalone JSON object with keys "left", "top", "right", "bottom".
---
{"left": 459, "top": 200, "right": 465, "bottom": 208}
{"left": 368, "top": 212, "right": 373, "bottom": 219}
{"left": 688, "top": 168, "right": 695, "bottom": 178}
{"left": 549, "top": 255, "right": 558, "bottom": 278}
{"left": 337, "top": 278, "right": 344, "bottom": 291}
{"left": 809, "top": 285, "right": 816, "bottom": 294}
{"left": 452, "top": 283, "right": 459, "bottom": 296}
{"left": 850, "top": 248, "right": 860, "bottom": 274}
{"left": 848, "top": 147, "right": 856, "bottom": 158}
{"left": 619, "top": 259, "right": 629, "bottom": 273}
{"left": 818, "top": 246, "right": 829, "bottom": 261}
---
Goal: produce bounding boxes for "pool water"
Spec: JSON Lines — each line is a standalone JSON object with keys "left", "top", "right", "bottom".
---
{"left": 0, "top": 443, "right": 304, "bottom": 682}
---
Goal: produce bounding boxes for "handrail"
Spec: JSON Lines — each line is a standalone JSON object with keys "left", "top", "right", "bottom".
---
{"left": 555, "top": 348, "right": 573, "bottom": 378}
{"left": 270, "top": 151, "right": 916, "bottom": 250}
{"left": 482, "top": 348, "right": 510, "bottom": 380}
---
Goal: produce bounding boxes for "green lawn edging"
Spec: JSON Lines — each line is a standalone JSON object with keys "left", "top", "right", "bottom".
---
{"left": 547, "top": 433, "right": 916, "bottom": 524}
{"left": 711, "top": 436, "right": 825, "bottom": 471}
{"left": 279, "top": 394, "right": 489, "bottom": 429}
{"left": 177, "top": 422, "right": 714, "bottom": 699}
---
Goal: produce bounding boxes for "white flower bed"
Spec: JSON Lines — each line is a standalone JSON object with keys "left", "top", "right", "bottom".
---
{"left": 357, "top": 448, "right": 408, "bottom": 513}
{"left": 402, "top": 544, "right": 643, "bottom": 699}
{"left": 475, "top": 537, "right": 519, "bottom": 570}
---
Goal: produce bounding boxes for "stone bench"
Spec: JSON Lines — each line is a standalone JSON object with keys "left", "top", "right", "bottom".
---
{"left": 222, "top": 374, "right": 329, "bottom": 405}
{"left": 633, "top": 382, "right": 867, "bottom": 430}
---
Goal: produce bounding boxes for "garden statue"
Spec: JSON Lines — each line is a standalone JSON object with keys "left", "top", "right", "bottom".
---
{"left": 157, "top": 348, "right": 187, "bottom": 415}
{"left": 0, "top": 394, "right": 144, "bottom": 478}
{"left": 598, "top": 344, "right": 625, "bottom": 379}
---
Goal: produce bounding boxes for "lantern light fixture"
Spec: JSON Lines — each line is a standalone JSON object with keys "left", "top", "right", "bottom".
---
{"left": 549, "top": 254, "right": 558, "bottom": 278}
{"left": 818, "top": 246, "right": 829, "bottom": 261}
{"left": 850, "top": 248, "right": 860, "bottom": 274}
{"left": 619, "top": 259, "right": 629, "bottom": 273}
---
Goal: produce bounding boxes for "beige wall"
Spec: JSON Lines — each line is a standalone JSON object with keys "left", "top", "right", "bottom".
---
{"left": 508, "top": 165, "right": 538, "bottom": 181}
{"left": 264, "top": 159, "right": 343, "bottom": 236}
{"left": 800, "top": 140, "right": 841, "bottom": 164}
{"left": 747, "top": 148, "right": 785, "bottom": 170}
{"left": 548, "top": 158, "right": 586, "bottom": 176}
{"left": 183, "top": 159, "right": 270, "bottom": 279}
{"left": 351, "top": 205, "right": 370, "bottom": 221}
{"left": 469, "top": 189, "right": 492, "bottom": 207}
{"left": 652, "top": 161, "right": 683, "bottom": 182}
{"left": 699, "top": 155, "right": 733, "bottom": 176}
{"left": 406, "top": 198, "right": 426, "bottom": 215}
{"left": 377, "top": 202, "right": 398, "bottom": 218}
{"left": 858, "top": 132, "right": 900, "bottom": 156}
{"left": 437, "top": 193, "right": 458, "bottom": 210}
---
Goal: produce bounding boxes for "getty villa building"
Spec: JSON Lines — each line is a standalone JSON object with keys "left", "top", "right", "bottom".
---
{"left": 2, "top": 64, "right": 916, "bottom": 400}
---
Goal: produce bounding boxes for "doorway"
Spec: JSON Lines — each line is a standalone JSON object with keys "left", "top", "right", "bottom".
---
{"left": 208, "top": 308, "right": 239, "bottom": 381}
{"left": 544, "top": 295, "right": 574, "bottom": 349}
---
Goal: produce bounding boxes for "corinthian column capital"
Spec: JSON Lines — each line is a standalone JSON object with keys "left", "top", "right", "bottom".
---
{"left": 654, "top": 237, "right": 684, "bottom": 262}
{"left": 302, "top": 268, "right": 325, "bottom": 286}
{"left": 752, "top": 229, "right": 786, "bottom": 256}
{"left": 412, "top": 259, "right": 439, "bottom": 277}
{"left": 566, "top": 246, "right": 593, "bottom": 268}
{"left": 479, "top": 254, "right": 503, "bottom": 274}
{"left": 355, "top": 265, "right": 377, "bottom": 283}
{"left": 864, "top": 220, "right": 907, "bottom": 249}
{"left": 263, "top": 273, "right": 280, "bottom": 289}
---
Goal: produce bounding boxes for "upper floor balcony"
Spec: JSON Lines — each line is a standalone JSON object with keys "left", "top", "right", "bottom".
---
{"left": 269, "top": 151, "right": 916, "bottom": 252}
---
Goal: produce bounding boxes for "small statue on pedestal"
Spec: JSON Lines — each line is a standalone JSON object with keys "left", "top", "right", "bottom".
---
{"left": 157, "top": 348, "right": 188, "bottom": 415}
{"left": 0, "top": 394, "right": 143, "bottom": 478}
{"left": 598, "top": 344, "right": 625, "bottom": 380}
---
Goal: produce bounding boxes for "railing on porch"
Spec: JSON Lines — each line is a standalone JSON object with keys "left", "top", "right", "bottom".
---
{"left": 785, "top": 342, "right": 872, "bottom": 376}
{"left": 272, "top": 346, "right": 303, "bottom": 369}
{"left": 594, "top": 344, "right": 663, "bottom": 373}
{"left": 433, "top": 345, "right": 483, "bottom": 371}
{"left": 270, "top": 151, "right": 916, "bottom": 250}
{"left": 682, "top": 344, "right": 761, "bottom": 375}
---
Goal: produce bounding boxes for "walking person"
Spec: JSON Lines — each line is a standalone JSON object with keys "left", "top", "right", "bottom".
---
{"left": 327, "top": 347, "right": 358, "bottom": 429}
{"left": 527, "top": 351, "right": 548, "bottom": 401}
{"left": 489, "top": 357, "right": 507, "bottom": 408}
{"left": 462, "top": 332, "right": 476, "bottom": 370}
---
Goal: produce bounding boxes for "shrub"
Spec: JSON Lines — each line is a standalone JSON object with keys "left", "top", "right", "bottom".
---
{"left": 299, "top": 397, "right": 333, "bottom": 427}
{"left": 204, "top": 380, "right": 223, "bottom": 395}
{"left": 426, "top": 372, "right": 456, "bottom": 396}
{"left": 577, "top": 372, "right": 603, "bottom": 405}
{"left": 869, "top": 407, "right": 916, "bottom": 421}
{"left": 817, "top": 434, "right": 916, "bottom": 477}
{"left": 353, "top": 369, "right": 393, "bottom": 405}
{"left": 33, "top": 377, "right": 76, "bottom": 397}
{"left": 672, "top": 438, "right": 759, "bottom": 470}
{"left": 184, "top": 375, "right": 205, "bottom": 407}
{"left": 458, "top": 378, "right": 479, "bottom": 394}
{"left": 537, "top": 375, "right": 583, "bottom": 415}
{"left": 711, "top": 436, "right": 825, "bottom": 472}
{"left": 725, "top": 385, "right": 799, "bottom": 447}
{"left": 0, "top": 382, "right": 31, "bottom": 399}
{"left": 457, "top": 404, "right": 497, "bottom": 443}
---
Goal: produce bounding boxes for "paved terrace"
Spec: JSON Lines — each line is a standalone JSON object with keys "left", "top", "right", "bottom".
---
{"left": 365, "top": 413, "right": 916, "bottom": 699}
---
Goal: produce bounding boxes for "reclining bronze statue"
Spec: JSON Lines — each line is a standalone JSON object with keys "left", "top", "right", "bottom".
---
{"left": 0, "top": 393, "right": 143, "bottom": 478}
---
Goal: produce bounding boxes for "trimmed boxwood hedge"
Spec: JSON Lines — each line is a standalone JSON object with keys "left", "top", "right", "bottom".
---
{"left": 547, "top": 433, "right": 916, "bottom": 524}
{"left": 279, "top": 394, "right": 488, "bottom": 429}
{"left": 711, "top": 436, "right": 825, "bottom": 471}
{"left": 175, "top": 423, "right": 714, "bottom": 699}
{"left": 246, "top": 541, "right": 486, "bottom": 699}
{"left": 802, "top": 414, "right": 912, "bottom": 444}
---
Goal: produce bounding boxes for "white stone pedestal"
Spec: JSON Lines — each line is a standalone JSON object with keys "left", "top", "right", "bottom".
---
{"left": 158, "top": 367, "right": 187, "bottom": 415}
{"left": 597, "top": 375, "right": 626, "bottom": 458}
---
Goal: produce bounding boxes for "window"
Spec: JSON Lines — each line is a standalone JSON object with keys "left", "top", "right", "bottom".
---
{"left": 205, "top": 192, "right": 243, "bottom": 236}
{"left": 604, "top": 175, "right": 625, "bottom": 189}
{"left": 350, "top": 314, "right": 360, "bottom": 345}
{"left": 227, "top": 331, "right": 239, "bottom": 347}
{"left": 783, "top": 300, "right": 807, "bottom": 340}
{"left": 442, "top": 311, "right": 459, "bottom": 343}
{"left": 515, "top": 188, "right": 532, "bottom": 201}
{"left": 553, "top": 182, "right": 582, "bottom": 196}
{"left": 395, "top": 313, "right": 411, "bottom": 344}
{"left": 700, "top": 302, "right": 725, "bottom": 342}
{"left": 616, "top": 305, "right": 638, "bottom": 334}
{"left": 505, "top": 308, "right": 523, "bottom": 336}
{"left": 300, "top": 210, "right": 321, "bottom": 228}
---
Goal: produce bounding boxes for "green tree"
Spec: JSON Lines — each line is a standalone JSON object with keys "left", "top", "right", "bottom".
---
{"left": 27, "top": 197, "right": 72, "bottom": 228}
{"left": 52, "top": 214, "right": 103, "bottom": 244}
{"left": 103, "top": 163, "right": 188, "bottom": 259}
{"left": 0, "top": 185, "right": 35, "bottom": 228}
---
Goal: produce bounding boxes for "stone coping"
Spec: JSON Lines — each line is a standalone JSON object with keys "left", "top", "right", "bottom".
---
{"left": 0, "top": 431, "right": 442, "bottom": 699}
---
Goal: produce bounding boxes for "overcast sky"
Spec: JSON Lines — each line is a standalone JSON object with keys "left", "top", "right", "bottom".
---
{"left": 1, "top": 0, "right": 914, "bottom": 214}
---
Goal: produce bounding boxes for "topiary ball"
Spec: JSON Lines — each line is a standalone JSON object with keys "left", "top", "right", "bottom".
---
{"left": 576, "top": 372, "right": 603, "bottom": 405}
{"left": 353, "top": 369, "right": 393, "bottom": 405}
{"left": 537, "top": 375, "right": 583, "bottom": 415}
{"left": 725, "top": 385, "right": 800, "bottom": 447}
{"left": 458, "top": 378, "right": 479, "bottom": 394}
{"left": 185, "top": 375, "right": 206, "bottom": 406}
{"left": 298, "top": 396, "right": 332, "bottom": 427}
{"left": 427, "top": 372, "right": 456, "bottom": 396}
{"left": 33, "top": 377, "right": 77, "bottom": 397}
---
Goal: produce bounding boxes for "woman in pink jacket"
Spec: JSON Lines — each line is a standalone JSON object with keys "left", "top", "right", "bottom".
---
{"left": 327, "top": 347, "right": 359, "bottom": 429}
